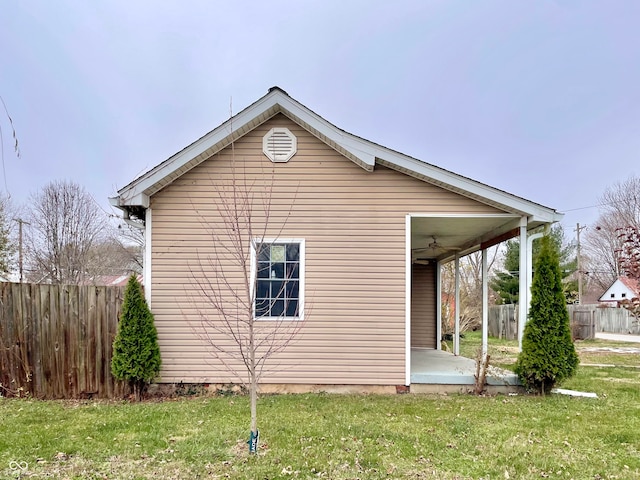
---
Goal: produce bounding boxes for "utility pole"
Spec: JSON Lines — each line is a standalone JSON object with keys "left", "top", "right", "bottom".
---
{"left": 575, "top": 223, "right": 587, "bottom": 305}
{"left": 13, "top": 218, "right": 30, "bottom": 283}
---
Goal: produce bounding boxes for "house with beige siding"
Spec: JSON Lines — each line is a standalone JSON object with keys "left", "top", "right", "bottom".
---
{"left": 111, "top": 87, "right": 562, "bottom": 392}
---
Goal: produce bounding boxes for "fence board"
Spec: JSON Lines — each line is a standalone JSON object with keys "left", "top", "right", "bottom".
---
{"left": 0, "top": 282, "right": 126, "bottom": 399}
{"left": 488, "top": 304, "right": 640, "bottom": 341}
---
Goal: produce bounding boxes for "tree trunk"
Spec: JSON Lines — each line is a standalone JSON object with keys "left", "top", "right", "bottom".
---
{"left": 250, "top": 369, "right": 257, "bottom": 434}
{"left": 249, "top": 322, "right": 258, "bottom": 453}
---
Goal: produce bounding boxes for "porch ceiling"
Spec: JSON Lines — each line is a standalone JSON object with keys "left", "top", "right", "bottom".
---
{"left": 410, "top": 214, "right": 523, "bottom": 262}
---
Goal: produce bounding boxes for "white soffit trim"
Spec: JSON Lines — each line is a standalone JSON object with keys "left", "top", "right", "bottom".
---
{"left": 378, "top": 157, "right": 561, "bottom": 223}
{"left": 116, "top": 90, "right": 376, "bottom": 205}
{"left": 115, "top": 87, "right": 563, "bottom": 224}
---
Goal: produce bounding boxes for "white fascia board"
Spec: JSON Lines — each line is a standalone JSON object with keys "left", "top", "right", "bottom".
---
{"left": 380, "top": 154, "right": 562, "bottom": 222}
{"left": 115, "top": 88, "right": 562, "bottom": 222}
{"left": 276, "top": 96, "right": 376, "bottom": 169}
{"left": 117, "top": 90, "right": 375, "bottom": 206}
{"left": 108, "top": 196, "right": 121, "bottom": 209}
{"left": 117, "top": 97, "right": 278, "bottom": 204}
{"left": 115, "top": 192, "right": 149, "bottom": 209}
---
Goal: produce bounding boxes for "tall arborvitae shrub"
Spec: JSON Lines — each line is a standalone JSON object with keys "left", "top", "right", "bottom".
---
{"left": 111, "top": 275, "right": 161, "bottom": 400}
{"left": 515, "top": 235, "right": 579, "bottom": 394}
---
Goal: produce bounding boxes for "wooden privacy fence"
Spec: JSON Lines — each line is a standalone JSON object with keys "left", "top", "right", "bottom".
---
{"left": 0, "top": 282, "right": 127, "bottom": 399}
{"left": 488, "top": 304, "right": 518, "bottom": 340}
{"left": 488, "top": 304, "right": 638, "bottom": 340}
{"left": 567, "top": 305, "right": 640, "bottom": 336}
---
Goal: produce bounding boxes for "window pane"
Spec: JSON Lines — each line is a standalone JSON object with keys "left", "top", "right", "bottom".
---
{"left": 254, "top": 241, "right": 302, "bottom": 319}
{"left": 286, "top": 262, "right": 299, "bottom": 279}
{"left": 286, "top": 243, "right": 299, "bottom": 261}
{"left": 271, "top": 245, "right": 285, "bottom": 262}
{"left": 257, "top": 244, "right": 270, "bottom": 262}
{"left": 271, "top": 280, "right": 284, "bottom": 299}
{"left": 271, "top": 300, "right": 284, "bottom": 317}
{"left": 286, "top": 299, "right": 299, "bottom": 317}
{"left": 271, "top": 263, "right": 284, "bottom": 279}
{"left": 256, "top": 280, "right": 269, "bottom": 298}
{"left": 255, "top": 299, "right": 269, "bottom": 317}
{"left": 257, "top": 262, "right": 270, "bottom": 279}
{"left": 286, "top": 280, "right": 299, "bottom": 299}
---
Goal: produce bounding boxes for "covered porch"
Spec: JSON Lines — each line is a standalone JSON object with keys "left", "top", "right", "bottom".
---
{"left": 406, "top": 211, "right": 561, "bottom": 388}
{"left": 410, "top": 348, "right": 520, "bottom": 393}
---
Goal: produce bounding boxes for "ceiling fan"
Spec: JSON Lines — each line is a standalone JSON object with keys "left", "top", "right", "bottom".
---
{"left": 412, "top": 236, "right": 461, "bottom": 259}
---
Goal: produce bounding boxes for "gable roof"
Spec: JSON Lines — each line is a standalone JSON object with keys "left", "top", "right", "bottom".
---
{"left": 111, "top": 86, "right": 562, "bottom": 225}
{"left": 599, "top": 276, "right": 640, "bottom": 302}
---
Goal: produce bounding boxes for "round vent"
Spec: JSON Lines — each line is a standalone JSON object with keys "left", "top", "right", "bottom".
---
{"left": 263, "top": 127, "right": 297, "bottom": 163}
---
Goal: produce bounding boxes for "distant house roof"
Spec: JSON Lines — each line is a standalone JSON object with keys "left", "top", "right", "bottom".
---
{"left": 81, "top": 274, "right": 143, "bottom": 287}
{"left": 619, "top": 276, "right": 640, "bottom": 294}
{"left": 111, "top": 86, "right": 562, "bottom": 226}
{"left": 598, "top": 276, "right": 640, "bottom": 303}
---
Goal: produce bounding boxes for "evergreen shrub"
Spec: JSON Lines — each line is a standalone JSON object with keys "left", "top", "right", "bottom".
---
{"left": 514, "top": 235, "right": 579, "bottom": 394}
{"left": 111, "top": 274, "right": 161, "bottom": 400}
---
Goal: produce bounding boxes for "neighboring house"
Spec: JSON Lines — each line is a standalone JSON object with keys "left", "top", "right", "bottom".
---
{"left": 111, "top": 87, "right": 562, "bottom": 391}
{"left": 598, "top": 276, "right": 640, "bottom": 306}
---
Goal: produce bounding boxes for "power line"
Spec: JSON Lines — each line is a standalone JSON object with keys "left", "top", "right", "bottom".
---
{"left": 560, "top": 198, "right": 637, "bottom": 214}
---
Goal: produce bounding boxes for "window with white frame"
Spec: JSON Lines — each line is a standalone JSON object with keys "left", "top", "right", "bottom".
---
{"left": 254, "top": 240, "right": 304, "bottom": 319}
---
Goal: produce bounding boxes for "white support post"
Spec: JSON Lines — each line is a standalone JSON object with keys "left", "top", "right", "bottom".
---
{"left": 405, "top": 215, "right": 411, "bottom": 386}
{"left": 518, "top": 217, "right": 528, "bottom": 351}
{"left": 436, "top": 261, "right": 442, "bottom": 351}
{"left": 482, "top": 248, "right": 488, "bottom": 358}
{"left": 144, "top": 207, "right": 152, "bottom": 308}
{"left": 454, "top": 254, "right": 460, "bottom": 356}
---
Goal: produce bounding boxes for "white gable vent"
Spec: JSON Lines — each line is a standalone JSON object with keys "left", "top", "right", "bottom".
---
{"left": 263, "top": 127, "right": 297, "bottom": 163}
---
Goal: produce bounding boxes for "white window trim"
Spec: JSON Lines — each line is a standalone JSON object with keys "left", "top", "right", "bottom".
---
{"left": 250, "top": 238, "right": 305, "bottom": 321}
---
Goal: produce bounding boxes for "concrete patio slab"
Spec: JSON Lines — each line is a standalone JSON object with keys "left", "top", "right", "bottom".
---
{"left": 410, "top": 348, "right": 520, "bottom": 387}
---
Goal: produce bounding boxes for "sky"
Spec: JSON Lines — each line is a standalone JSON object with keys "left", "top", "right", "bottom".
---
{"left": 1, "top": 0, "right": 639, "bottom": 240}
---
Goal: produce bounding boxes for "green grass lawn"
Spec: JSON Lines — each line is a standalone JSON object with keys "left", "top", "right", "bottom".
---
{"left": 1, "top": 363, "right": 639, "bottom": 480}
{"left": 457, "top": 331, "right": 640, "bottom": 368}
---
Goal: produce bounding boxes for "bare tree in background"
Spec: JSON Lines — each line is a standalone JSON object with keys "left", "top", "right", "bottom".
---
{"left": 187, "top": 160, "right": 302, "bottom": 453}
{"left": 441, "top": 248, "right": 498, "bottom": 339}
{"left": 84, "top": 235, "right": 143, "bottom": 280}
{"left": 117, "top": 223, "right": 144, "bottom": 273}
{"left": 0, "top": 195, "right": 17, "bottom": 277}
{"left": 583, "top": 175, "right": 640, "bottom": 291}
{"left": 25, "top": 180, "right": 110, "bottom": 284}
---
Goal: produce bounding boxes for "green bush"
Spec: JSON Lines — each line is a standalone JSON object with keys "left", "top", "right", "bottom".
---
{"left": 514, "top": 234, "right": 579, "bottom": 394}
{"left": 111, "top": 274, "right": 161, "bottom": 400}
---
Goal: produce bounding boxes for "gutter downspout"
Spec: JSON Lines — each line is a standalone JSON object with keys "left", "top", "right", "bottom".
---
{"left": 482, "top": 248, "right": 488, "bottom": 358}
{"left": 518, "top": 218, "right": 528, "bottom": 351}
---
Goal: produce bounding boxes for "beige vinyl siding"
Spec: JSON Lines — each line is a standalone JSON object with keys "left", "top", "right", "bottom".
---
{"left": 410, "top": 263, "right": 437, "bottom": 349}
{"left": 150, "top": 114, "right": 502, "bottom": 385}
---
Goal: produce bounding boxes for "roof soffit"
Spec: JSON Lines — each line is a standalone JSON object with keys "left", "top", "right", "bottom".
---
{"left": 114, "top": 87, "right": 562, "bottom": 224}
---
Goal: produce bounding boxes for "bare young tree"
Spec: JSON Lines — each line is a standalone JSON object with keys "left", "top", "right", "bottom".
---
{"left": 187, "top": 159, "right": 302, "bottom": 453}
{"left": 25, "top": 180, "right": 110, "bottom": 284}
